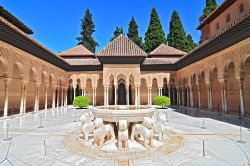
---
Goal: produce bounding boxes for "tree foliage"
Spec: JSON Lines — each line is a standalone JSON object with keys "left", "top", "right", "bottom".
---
{"left": 153, "top": 96, "right": 171, "bottom": 108}
{"left": 144, "top": 7, "right": 166, "bottom": 53}
{"left": 76, "top": 9, "right": 99, "bottom": 53}
{"left": 167, "top": 10, "right": 196, "bottom": 53}
{"left": 200, "top": 0, "right": 217, "bottom": 22}
{"left": 127, "top": 17, "right": 143, "bottom": 48}
{"left": 110, "top": 27, "right": 124, "bottom": 41}
{"left": 73, "top": 96, "right": 90, "bottom": 108}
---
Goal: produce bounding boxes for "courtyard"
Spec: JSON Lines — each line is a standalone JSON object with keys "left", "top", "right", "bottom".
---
{"left": 0, "top": 107, "right": 250, "bottom": 166}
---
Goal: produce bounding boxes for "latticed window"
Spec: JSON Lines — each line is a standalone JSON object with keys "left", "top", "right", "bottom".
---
{"left": 239, "top": 3, "right": 244, "bottom": 14}
{"left": 226, "top": 13, "right": 231, "bottom": 23}
{"left": 215, "top": 22, "right": 220, "bottom": 30}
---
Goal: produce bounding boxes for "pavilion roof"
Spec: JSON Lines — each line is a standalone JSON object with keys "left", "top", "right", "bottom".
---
{"left": 149, "top": 43, "right": 186, "bottom": 56}
{"left": 58, "top": 45, "right": 94, "bottom": 57}
{"left": 0, "top": 5, "right": 33, "bottom": 34}
{"left": 143, "top": 58, "right": 179, "bottom": 65}
{"left": 96, "top": 34, "right": 147, "bottom": 56}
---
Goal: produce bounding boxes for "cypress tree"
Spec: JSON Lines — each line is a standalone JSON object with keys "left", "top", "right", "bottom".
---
{"left": 167, "top": 10, "right": 187, "bottom": 52}
{"left": 127, "top": 17, "right": 143, "bottom": 48}
{"left": 186, "top": 34, "right": 197, "bottom": 52}
{"left": 144, "top": 7, "right": 166, "bottom": 53}
{"left": 200, "top": 0, "right": 217, "bottom": 22}
{"left": 110, "top": 27, "right": 124, "bottom": 41}
{"left": 76, "top": 9, "right": 99, "bottom": 53}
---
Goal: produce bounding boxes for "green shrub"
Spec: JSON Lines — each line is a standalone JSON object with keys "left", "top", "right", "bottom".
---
{"left": 153, "top": 96, "right": 171, "bottom": 108}
{"left": 73, "top": 96, "right": 90, "bottom": 108}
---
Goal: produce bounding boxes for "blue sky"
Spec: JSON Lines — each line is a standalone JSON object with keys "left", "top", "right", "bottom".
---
{"left": 1, "top": 0, "right": 223, "bottom": 53}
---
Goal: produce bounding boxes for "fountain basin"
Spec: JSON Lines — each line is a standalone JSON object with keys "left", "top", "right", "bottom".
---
{"left": 89, "top": 105, "right": 155, "bottom": 122}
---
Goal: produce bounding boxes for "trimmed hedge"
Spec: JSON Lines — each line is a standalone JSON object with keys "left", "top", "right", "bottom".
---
{"left": 73, "top": 96, "right": 90, "bottom": 108}
{"left": 153, "top": 96, "right": 171, "bottom": 108}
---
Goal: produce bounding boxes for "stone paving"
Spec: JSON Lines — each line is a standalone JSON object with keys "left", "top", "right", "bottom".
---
{"left": 0, "top": 107, "right": 250, "bottom": 166}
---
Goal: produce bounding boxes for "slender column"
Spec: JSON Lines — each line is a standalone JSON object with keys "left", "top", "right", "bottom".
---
{"left": 186, "top": 87, "right": 190, "bottom": 107}
{"left": 197, "top": 84, "right": 201, "bottom": 109}
{"left": 221, "top": 82, "right": 228, "bottom": 113}
{"left": 173, "top": 88, "right": 176, "bottom": 105}
{"left": 168, "top": 86, "right": 171, "bottom": 99}
{"left": 176, "top": 88, "right": 179, "bottom": 106}
{"left": 220, "top": 83, "right": 225, "bottom": 112}
{"left": 34, "top": 84, "right": 40, "bottom": 112}
{"left": 20, "top": 82, "right": 24, "bottom": 114}
{"left": 92, "top": 88, "right": 95, "bottom": 106}
{"left": 239, "top": 79, "right": 245, "bottom": 116}
{"left": 83, "top": 88, "right": 85, "bottom": 96}
{"left": 56, "top": 87, "right": 60, "bottom": 108}
{"left": 61, "top": 88, "right": 64, "bottom": 107}
{"left": 64, "top": 88, "right": 68, "bottom": 107}
{"left": 3, "top": 79, "right": 10, "bottom": 117}
{"left": 104, "top": 87, "right": 106, "bottom": 106}
{"left": 207, "top": 83, "right": 212, "bottom": 110}
{"left": 115, "top": 86, "right": 117, "bottom": 106}
{"left": 45, "top": 87, "right": 48, "bottom": 110}
{"left": 138, "top": 86, "right": 140, "bottom": 106}
{"left": 95, "top": 89, "right": 97, "bottom": 106}
{"left": 182, "top": 87, "right": 185, "bottom": 106}
{"left": 73, "top": 87, "right": 76, "bottom": 99}
{"left": 148, "top": 88, "right": 150, "bottom": 105}
{"left": 126, "top": 86, "right": 129, "bottom": 106}
{"left": 135, "top": 86, "right": 138, "bottom": 106}
{"left": 107, "top": 86, "right": 109, "bottom": 106}
{"left": 23, "top": 84, "right": 27, "bottom": 113}
{"left": 189, "top": 86, "right": 194, "bottom": 107}
{"left": 52, "top": 87, "right": 56, "bottom": 109}
{"left": 81, "top": 89, "right": 83, "bottom": 96}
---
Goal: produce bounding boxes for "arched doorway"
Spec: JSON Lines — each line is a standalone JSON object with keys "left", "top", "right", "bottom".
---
{"left": 118, "top": 82, "right": 126, "bottom": 105}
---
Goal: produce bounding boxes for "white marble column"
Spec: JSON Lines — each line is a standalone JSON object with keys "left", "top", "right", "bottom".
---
{"left": 52, "top": 87, "right": 56, "bottom": 109}
{"left": 172, "top": 87, "right": 176, "bottom": 105}
{"left": 56, "top": 87, "right": 60, "bottom": 108}
{"left": 147, "top": 88, "right": 150, "bottom": 106}
{"left": 197, "top": 85, "right": 201, "bottom": 109}
{"left": 187, "top": 87, "right": 190, "bottom": 107}
{"left": 182, "top": 87, "right": 185, "bottom": 106}
{"left": 126, "top": 86, "right": 129, "bottom": 106}
{"left": 239, "top": 79, "right": 245, "bottom": 116}
{"left": 135, "top": 86, "right": 138, "bottom": 106}
{"left": 45, "top": 87, "right": 48, "bottom": 110}
{"left": 92, "top": 88, "right": 96, "bottom": 106}
{"left": 61, "top": 88, "right": 64, "bottom": 107}
{"left": 189, "top": 86, "right": 194, "bottom": 107}
{"left": 221, "top": 82, "right": 228, "bottom": 113}
{"left": 115, "top": 86, "right": 117, "bottom": 106}
{"left": 73, "top": 87, "right": 76, "bottom": 99}
{"left": 81, "top": 89, "right": 84, "bottom": 96}
{"left": 207, "top": 83, "right": 212, "bottom": 110}
{"left": 176, "top": 88, "right": 179, "bottom": 106}
{"left": 3, "top": 79, "right": 10, "bottom": 117}
{"left": 34, "top": 84, "right": 40, "bottom": 112}
{"left": 138, "top": 86, "right": 140, "bottom": 106}
{"left": 149, "top": 89, "right": 152, "bottom": 105}
{"left": 107, "top": 86, "right": 109, "bottom": 106}
{"left": 104, "top": 87, "right": 106, "bottom": 106}
{"left": 64, "top": 88, "right": 68, "bottom": 107}
{"left": 168, "top": 86, "right": 171, "bottom": 99}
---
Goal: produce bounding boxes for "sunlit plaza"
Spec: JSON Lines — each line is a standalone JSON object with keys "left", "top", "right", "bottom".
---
{"left": 1, "top": 0, "right": 250, "bottom": 165}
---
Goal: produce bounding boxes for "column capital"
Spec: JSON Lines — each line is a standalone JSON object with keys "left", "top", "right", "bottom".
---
{"left": 3, "top": 78, "right": 12, "bottom": 84}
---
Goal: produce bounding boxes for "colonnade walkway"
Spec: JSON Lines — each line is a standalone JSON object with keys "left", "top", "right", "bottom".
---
{"left": 173, "top": 106, "right": 250, "bottom": 128}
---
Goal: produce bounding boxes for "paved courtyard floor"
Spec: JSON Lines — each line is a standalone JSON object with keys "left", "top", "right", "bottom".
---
{"left": 0, "top": 107, "right": 250, "bottom": 166}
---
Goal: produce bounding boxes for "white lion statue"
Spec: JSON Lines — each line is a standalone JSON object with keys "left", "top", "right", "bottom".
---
{"left": 152, "top": 112, "right": 166, "bottom": 142}
{"left": 80, "top": 113, "right": 95, "bottom": 141}
{"left": 93, "top": 118, "right": 115, "bottom": 148}
{"left": 118, "top": 120, "right": 128, "bottom": 150}
{"left": 131, "top": 117, "right": 154, "bottom": 148}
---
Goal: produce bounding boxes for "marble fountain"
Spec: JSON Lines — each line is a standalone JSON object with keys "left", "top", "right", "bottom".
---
{"left": 64, "top": 105, "right": 182, "bottom": 162}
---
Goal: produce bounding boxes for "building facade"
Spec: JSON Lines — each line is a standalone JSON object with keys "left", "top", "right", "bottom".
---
{"left": 0, "top": 0, "right": 250, "bottom": 117}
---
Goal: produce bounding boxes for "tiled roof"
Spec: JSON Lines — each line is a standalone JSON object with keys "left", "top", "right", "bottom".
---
{"left": 64, "top": 59, "right": 100, "bottom": 66}
{"left": 0, "top": 5, "right": 33, "bottom": 34}
{"left": 150, "top": 43, "right": 186, "bottom": 56}
{"left": 197, "top": 0, "right": 236, "bottom": 29}
{"left": 58, "top": 45, "right": 94, "bottom": 57}
{"left": 96, "top": 34, "right": 147, "bottom": 56}
{"left": 143, "top": 58, "right": 179, "bottom": 65}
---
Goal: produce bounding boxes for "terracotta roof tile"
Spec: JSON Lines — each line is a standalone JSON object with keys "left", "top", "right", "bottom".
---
{"left": 143, "top": 58, "right": 179, "bottom": 65}
{"left": 64, "top": 59, "right": 100, "bottom": 66}
{"left": 96, "top": 34, "right": 147, "bottom": 56}
{"left": 150, "top": 43, "right": 186, "bottom": 56}
{"left": 58, "top": 45, "right": 94, "bottom": 57}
